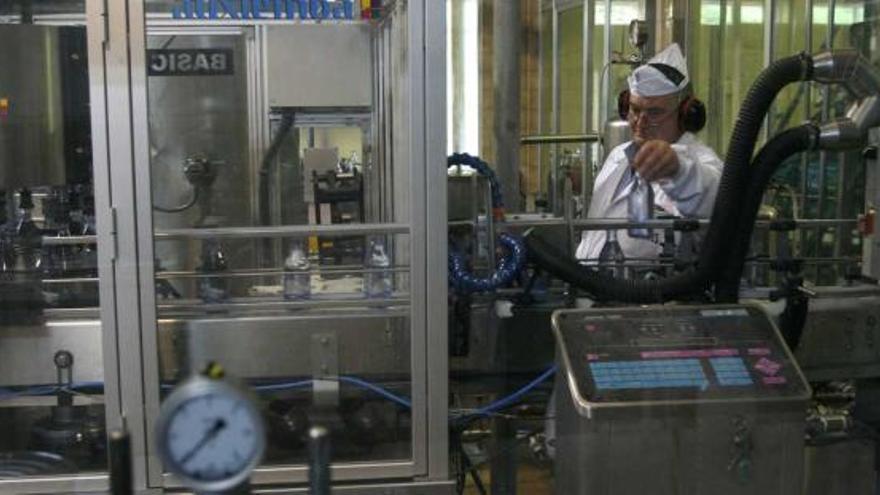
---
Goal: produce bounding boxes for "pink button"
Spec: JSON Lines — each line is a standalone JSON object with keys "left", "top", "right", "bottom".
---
{"left": 586, "top": 353, "right": 600, "bottom": 361}
{"left": 754, "top": 357, "right": 782, "bottom": 376}
{"left": 762, "top": 376, "right": 787, "bottom": 385}
{"left": 641, "top": 348, "right": 739, "bottom": 359}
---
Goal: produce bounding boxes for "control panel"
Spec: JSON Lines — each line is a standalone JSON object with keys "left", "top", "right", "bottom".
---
{"left": 552, "top": 305, "right": 810, "bottom": 405}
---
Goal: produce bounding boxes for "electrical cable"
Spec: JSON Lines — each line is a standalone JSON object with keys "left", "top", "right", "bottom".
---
{"left": 153, "top": 187, "right": 199, "bottom": 213}
{"left": 453, "top": 365, "right": 557, "bottom": 424}
{"left": 337, "top": 376, "right": 412, "bottom": 409}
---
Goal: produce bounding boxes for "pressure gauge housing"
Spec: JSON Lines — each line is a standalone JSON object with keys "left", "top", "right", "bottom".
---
{"left": 156, "top": 374, "right": 265, "bottom": 493}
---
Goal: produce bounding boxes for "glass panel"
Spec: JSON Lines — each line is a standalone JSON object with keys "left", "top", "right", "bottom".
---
{"left": 538, "top": 2, "right": 644, "bottom": 214}
{"left": 0, "top": 1, "right": 108, "bottom": 478}
{"left": 762, "top": 1, "right": 876, "bottom": 285}
{"left": 142, "top": 1, "right": 414, "bottom": 473}
{"left": 545, "top": 6, "right": 585, "bottom": 216}
{"left": 688, "top": 0, "right": 767, "bottom": 156}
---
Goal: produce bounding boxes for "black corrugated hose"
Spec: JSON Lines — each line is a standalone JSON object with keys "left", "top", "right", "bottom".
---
{"left": 525, "top": 53, "right": 814, "bottom": 303}
{"left": 714, "top": 124, "right": 820, "bottom": 302}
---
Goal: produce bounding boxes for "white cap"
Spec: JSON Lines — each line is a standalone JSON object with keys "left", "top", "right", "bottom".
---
{"left": 628, "top": 43, "right": 689, "bottom": 97}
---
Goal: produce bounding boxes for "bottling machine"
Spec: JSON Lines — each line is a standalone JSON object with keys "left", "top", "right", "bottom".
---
{"left": 0, "top": 1, "right": 449, "bottom": 493}
{"left": 2, "top": 1, "right": 880, "bottom": 494}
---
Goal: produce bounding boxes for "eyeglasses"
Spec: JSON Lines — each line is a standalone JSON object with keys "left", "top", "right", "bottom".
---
{"left": 627, "top": 104, "right": 676, "bottom": 126}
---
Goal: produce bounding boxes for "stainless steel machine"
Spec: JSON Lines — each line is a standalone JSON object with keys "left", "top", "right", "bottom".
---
{"left": 0, "top": 0, "right": 449, "bottom": 493}
{"left": 3, "top": 1, "right": 880, "bottom": 494}
{"left": 552, "top": 304, "right": 811, "bottom": 494}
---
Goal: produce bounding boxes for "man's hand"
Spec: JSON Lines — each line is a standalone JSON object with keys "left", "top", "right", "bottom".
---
{"left": 632, "top": 139, "right": 680, "bottom": 182}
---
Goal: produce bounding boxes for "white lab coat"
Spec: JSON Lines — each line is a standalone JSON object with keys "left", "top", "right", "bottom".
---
{"left": 575, "top": 132, "right": 723, "bottom": 263}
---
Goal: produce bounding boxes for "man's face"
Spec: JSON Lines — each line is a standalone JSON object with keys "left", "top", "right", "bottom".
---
{"left": 627, "top": 92, "right": 682, "bottom": 146}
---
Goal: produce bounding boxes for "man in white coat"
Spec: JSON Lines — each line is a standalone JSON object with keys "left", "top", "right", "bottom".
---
{"left": 546, "top": 44, "right": 724, "bottom": 459}
{"left": 575, "top": 43, "right": 723, "bottom": 264}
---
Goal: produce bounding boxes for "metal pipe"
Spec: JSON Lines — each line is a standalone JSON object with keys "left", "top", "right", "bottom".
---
{"left": 156, "top": 266, "right": 412, "bottom": 280}
{"left": 157, "top": 296, "right": 412, "bottom": 313}
{"left": 485, "top": 181, "right": 497, "bottom": 269}
{"left": 42, "top": 235, "right": 98, "bottom": 246}
{"left": 451, "top": 0, "right": 466, "bottom": 153}
{"left": 156, "top": 265, "right": 410, "bottom": 283}
{"left": 582, "top": 0, "right": 596, "bottom": 212}
{"left": 601, "top": 0, "right": 611, "bottom": 127}
{"left": 42, "top": 278, "right": 99, "bottom": 285}
{"left": 834, "top": 151, "right": 846, "bottom": 269}
{"left": 109, "top": 429, "right": 133, "bottom": 495}
{"left": 308, "top": 426, "right": 331, "bottom": 495}
{"left": 449, "top": 217, "right": 859, "bottom": 230}
{"left": 520, "top": 133, "right": 601, "bottom": 145}
{"left": 763, "top": 0, "right": 776, "bottom": 142}
{"left": 154, "top": 223, "right": 408, "bottom": 240}
{"left": 494, "top": 0, "right": 522, "bottom": 211}
{"left": 712, "top": 0, "right": 727, "bottom": 148}
{"left": 471, "top": 174, "right": 480, "bottom": 260}
{"left": 569, "top": 256, "right": 859, "bottom": 268}
{"left": 537, "top": 2, "right": 545, "bottom": 206}
{"left": 550, "top": 0, "right": 560, "bottom": 209}
{"left": 799, "top": 0, "right": 813, "bottom": 269}
{"left": 817, "top": 1, "right": 836, "bottom": 268}
{"left": 563, "top": 177, "right": 574, "bottom": 256}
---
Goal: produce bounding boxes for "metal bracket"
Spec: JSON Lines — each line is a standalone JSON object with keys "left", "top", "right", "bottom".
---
{"left": 110, "top": 206, "right": 118, "bottom": 262}
{"left": 311, "top": 333, "right": 339, "bottom": 408}
{"left": 101, "top": 0, "right": 110, "bottom": 50}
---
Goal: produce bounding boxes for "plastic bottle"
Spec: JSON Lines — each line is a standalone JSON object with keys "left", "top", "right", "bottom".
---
{"left": 283, "top": 240, "right": 311, "bottom": 301}
{"left": 364, "top": 238, "right": 392, "bottom": 298}
{"left": 197, "top": 239, "right": 228, "bottom": 303}
{"left": 627, "top": 173, "right": 654, "bottom": 239}
{"left": 14, "top": 189, "right": 41, "bottom": 273}
{"left": 597, "top": 230, "right": 626, "bottom": 277}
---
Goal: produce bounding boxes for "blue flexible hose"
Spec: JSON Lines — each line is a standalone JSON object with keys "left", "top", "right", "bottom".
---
{"left": 0, "top": 367, "right": 556, "bottom": 425}
{"left": 449, "top": 232, "right": 527, "bottom": 293}
{"left": 448, "top": 153, "right": 504, "bottom": 212}
{"left": 453, "top": 365, "right": 556, "bottom": 423}
{"left": 447, "top": 153, "right": 527, "bottom": 294}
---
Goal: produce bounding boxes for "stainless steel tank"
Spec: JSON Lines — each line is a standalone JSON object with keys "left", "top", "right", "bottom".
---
{"left": 602, "top": 119, "right": 632, "bottom": 162}
{"left": 0, "top": 25, "right": 71, "bottom": 189}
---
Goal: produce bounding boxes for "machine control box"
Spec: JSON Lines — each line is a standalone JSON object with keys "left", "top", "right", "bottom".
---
{"left": 552, "top": 304, "right": 810, "bottom": 413}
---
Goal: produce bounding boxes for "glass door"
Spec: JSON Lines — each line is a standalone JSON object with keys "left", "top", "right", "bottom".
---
{"left": 125, "top": 1, "right": 447, "bottom": 489}
{"left": 0, "top": 1, "right": 121, "bottom": 493}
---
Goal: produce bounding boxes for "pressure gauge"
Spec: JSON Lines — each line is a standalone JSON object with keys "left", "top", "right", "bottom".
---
{"left": 156, "top": 372, "right": 266, "bottom": 493}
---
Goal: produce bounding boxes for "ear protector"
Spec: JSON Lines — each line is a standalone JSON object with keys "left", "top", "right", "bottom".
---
{"left": 617, "top": 89, "right": 707, "bottom": 133}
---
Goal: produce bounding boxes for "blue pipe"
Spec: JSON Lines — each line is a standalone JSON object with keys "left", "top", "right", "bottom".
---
{"left": 449, "top": 232, "right": 527, "bottom": 293}
{"left": 447, "top": 153, "right": 527, "bottom": 294}
{"left": 448, "top": 153, "right": 504, "bottom": 213}
{"left": 0, "top": 367, "right": 558, "bottom": 424}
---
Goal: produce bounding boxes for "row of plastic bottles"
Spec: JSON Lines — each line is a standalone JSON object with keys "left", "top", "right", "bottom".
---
{"left": 197, "top": 237, "right": 393, "bottom": 303}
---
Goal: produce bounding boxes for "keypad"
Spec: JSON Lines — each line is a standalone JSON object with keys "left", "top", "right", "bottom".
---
{"left": 589, "top": 359, "right": 709, "bottom": 390}
{"left": 710, "top": 357, "right": 753, "bottom": 386}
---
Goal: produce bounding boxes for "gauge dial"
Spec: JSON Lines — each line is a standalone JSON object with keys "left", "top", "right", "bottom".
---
{"left": 156, "top": 376, "right": 265, "bottom": 492}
